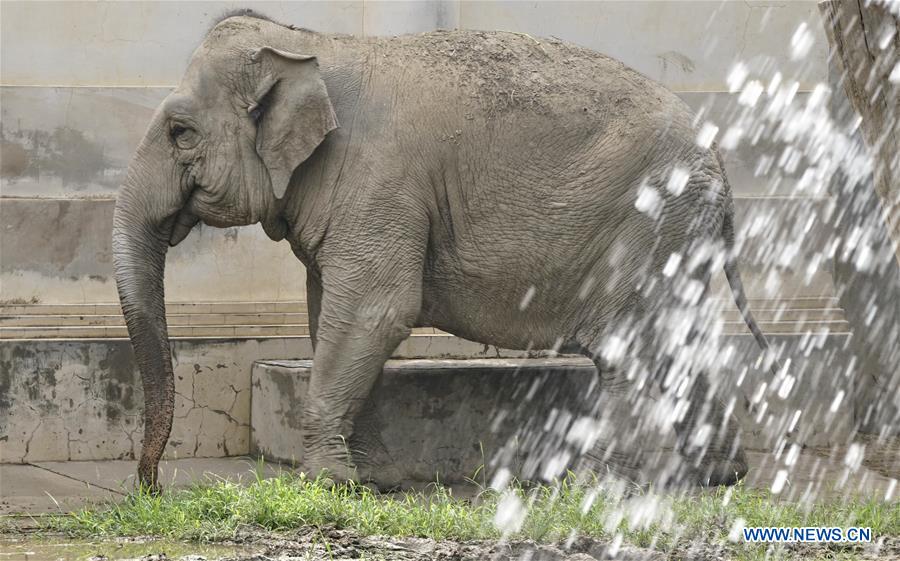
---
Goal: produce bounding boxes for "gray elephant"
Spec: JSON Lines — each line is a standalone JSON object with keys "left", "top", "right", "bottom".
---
{"left": 113, "top": 13, "right": 776, "bottom": 490}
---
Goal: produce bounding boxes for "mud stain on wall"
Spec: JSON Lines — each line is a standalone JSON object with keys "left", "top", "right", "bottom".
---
{"left": 1, "top": 126, "right": 112, "bottom": 187}
{"left": 0, "top": 139, "right": 28, "bottom": 177}
{"left": 0, "top": 87, "right": 166, "bottom": 197}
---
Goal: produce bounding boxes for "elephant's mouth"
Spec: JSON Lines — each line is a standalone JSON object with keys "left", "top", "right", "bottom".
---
{"left": 169, "top": 187, "right": 287, "bottom": 243}
{"left": 168, "top": 207, "right": 201, "bottom": 246}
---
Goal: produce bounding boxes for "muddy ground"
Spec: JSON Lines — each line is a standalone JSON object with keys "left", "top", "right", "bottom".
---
{"left": 3, "top": 528, "right": 898, "bottom": 561}
{"left": 170, "top": 527, "right": 900, "bottom": 561}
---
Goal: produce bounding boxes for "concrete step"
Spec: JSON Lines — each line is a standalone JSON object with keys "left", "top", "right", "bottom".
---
{"left": 719, "top": 307, "right": 845, "bottom": 322}
{"left": 0, "top": 306, "right": 845, "bottom": 327}
{"left": 0, "top": 324, "right": 307, "bottom": 339}
{"left": 729, "top": 297, "right": 840, "bottom": 310}
{"left": 0, "top": 312, "right": 311, "bottom": 327}
{"left": 721, "top": 319, "right": 849, "bottom": 333}
{"left": 0, "top": 298, "right": 849, "bottom": 339}
{"left": 0, "top": 325, "right": 451, "bottom": 339}
{"left": 0, "top": 321, "right": 848, "bottom": 339}
{"left": 251, "top": 358, "right": 601, "bottom": 485}
{"left": 0, "top": 297, "right": 841, "bottom": 316}
{"left": 0, "top": 301, "right": 307, "bottom": 316}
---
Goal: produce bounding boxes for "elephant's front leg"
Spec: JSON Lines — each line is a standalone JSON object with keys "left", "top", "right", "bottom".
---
{"left": 301, "top": 256, "right": 423, "bottom": 482}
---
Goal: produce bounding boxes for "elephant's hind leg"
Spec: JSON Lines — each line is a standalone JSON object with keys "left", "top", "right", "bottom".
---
{"left": 663, "top": 237, "right": 749, "bottom": 486}
{"left": 671, "top": 366, "right": 748, "bottom": 486}
{"left": 572, "top": 325, "right": 682, "bottom": 488}
{"left": 566, "top": 293, "right": 671, "bottom": 486}
{"left": 573, "top": 284, "right": 748, "bottom": 488}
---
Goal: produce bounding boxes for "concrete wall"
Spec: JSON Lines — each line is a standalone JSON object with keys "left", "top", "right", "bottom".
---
{"left": 1, "top": 0, "right": 829, "bottom": 304}
{"left": 0, "top": 1, "right": 827, "bottom": 89}
{"left": 0, "top": 338, "right": 299, "bottom": 462}
{"left": 0, "top": 198, "right": 304, "bottom": 304}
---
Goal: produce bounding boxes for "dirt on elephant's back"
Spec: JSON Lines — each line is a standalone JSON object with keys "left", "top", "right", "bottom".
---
{"left": 373, "top": 29, "right": 672, "bottom": 119}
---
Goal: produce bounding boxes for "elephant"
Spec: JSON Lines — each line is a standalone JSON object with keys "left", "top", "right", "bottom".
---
{"left": 113, "top": 12, "right": 778, "bottom": 491}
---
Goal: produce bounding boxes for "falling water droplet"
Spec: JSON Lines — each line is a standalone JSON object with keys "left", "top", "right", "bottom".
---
{"left": 771, "top": 469, "right": 789, "bottom": 494}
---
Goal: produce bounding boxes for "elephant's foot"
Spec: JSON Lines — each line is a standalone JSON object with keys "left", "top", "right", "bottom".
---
{"left": 348, "top": 406, "right": 406, "bottom": 491}
{"left": 304, "top": 452, "right": 406, "bottom": 492}
{"left": 680, "top": 445, "right": 748, "bottom": 487}
{"left": 303, "top": 436, "right": 360, "bottom": 485}
{"left": 673, "top": 421, "right": 749, "bottom": 487}
{"left": 137, "top": 455, "right": 163, "bottom": 494}
{"left": 578, "top": 441, "right": 747, "bottom": 489}
{"left": 304, "top": 454, "right": 359, "bottom": 485}
{"left": 577, "top": 444, "right": 653, "bottom": 488}
{"left": 355, "top": 462, "right": 406, "bottom": 492}
{"left": 673, "top": 395, "right": 749, "bottom": 487}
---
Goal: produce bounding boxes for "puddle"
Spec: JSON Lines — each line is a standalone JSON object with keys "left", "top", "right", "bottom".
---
{"left": 0, "top": 537, "right": 260, "bottom": 561}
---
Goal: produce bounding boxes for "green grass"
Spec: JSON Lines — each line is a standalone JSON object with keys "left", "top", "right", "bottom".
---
{"left": 43, "top": 469, "right": 899, "bottom": 560}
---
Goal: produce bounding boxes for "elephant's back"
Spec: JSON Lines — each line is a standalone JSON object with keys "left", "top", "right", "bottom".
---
{"left": 292, "top": 27, "right": 695, "bottom": 141}
{"left": 367, "top": 29, "right": 687, "bottom": 126}
{"left": 221, "top": 19, "right": 691, "bottom": 129}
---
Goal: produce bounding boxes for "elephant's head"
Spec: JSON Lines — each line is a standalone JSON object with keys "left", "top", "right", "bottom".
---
{"left": 112, "top": 17, "right": 338, "bottom": 488}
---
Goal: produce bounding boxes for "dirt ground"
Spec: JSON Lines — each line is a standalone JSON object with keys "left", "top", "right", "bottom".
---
{"left": 2, "top": 527, "right": 898, "bottom": 561}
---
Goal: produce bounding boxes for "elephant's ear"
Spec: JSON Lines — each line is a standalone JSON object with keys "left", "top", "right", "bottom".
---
{"left": 249, "top": 46, "right": 339, "bottom": 199}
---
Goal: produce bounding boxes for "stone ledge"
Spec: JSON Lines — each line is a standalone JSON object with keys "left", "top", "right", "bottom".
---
{"left": 0, "top": 338, "right": 301, "bottom": 464}
{"left": 251, "top": 358, "right": 599, "bottom": 484}
{"left": 250, "top": 341, "right": 862, "bottom": 485}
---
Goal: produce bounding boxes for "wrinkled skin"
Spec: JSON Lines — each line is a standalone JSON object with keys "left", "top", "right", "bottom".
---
{"left": 114, "top": 15, "right": 768, "bottom": 490}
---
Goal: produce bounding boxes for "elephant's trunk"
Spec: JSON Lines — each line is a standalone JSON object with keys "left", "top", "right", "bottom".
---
{"left": 112, "top": 122, "right": 184, "bottom": 490}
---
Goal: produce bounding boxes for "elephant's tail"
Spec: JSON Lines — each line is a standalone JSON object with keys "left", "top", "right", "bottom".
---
{"left": 718, "top": 155, "right": 783, "bottom": 378}
{"left": 722, "top": 212, "right": 769, "bottom": 354}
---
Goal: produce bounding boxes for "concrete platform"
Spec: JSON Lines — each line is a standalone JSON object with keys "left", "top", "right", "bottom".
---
{"left": 251, "top": 356, "right": 896, "bottom": 491}
{"left": 2, "top": 328, "right": 874, "bottom": 466}
{"left": 252, "top": 358, "right": 600, "bottom": 484}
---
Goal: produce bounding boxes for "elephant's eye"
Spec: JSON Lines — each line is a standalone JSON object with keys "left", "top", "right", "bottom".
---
{"left": 248, "top": 85, "right": 276, "bottom": 124}
{"left": 248, "top": 104, "right": 264, "bottom": 123}
{"left": 169, "top": 123, "right": 199, "bottom": 150}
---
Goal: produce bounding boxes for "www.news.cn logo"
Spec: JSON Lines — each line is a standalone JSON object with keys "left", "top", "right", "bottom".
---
{"left": 743, "top": 527, "right": 872, "bottom": 543}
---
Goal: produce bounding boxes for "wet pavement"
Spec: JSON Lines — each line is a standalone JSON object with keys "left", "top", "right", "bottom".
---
{"left": 0, "top": 457, "right": 290, "bottom": 516}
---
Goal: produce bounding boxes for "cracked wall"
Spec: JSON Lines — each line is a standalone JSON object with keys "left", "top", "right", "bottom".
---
{"left": 0, "top": 338, "right": 308, "bottom": 463}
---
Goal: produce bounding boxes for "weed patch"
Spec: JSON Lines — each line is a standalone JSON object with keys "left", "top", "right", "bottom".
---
{"left": 44, "top": 471, "right": 899, "bottom": 560}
